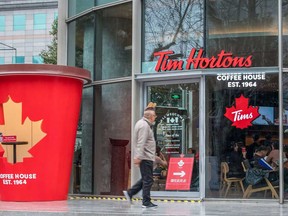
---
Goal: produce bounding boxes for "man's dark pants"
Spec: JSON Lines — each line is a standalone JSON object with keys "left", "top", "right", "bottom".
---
{"left": 128, "top": 160, "right": 154, "bottom": 205}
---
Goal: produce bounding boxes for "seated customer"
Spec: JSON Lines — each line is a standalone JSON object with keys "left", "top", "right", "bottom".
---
{"left": 227, "top": 142, "right": 245, "bottom": 178}
{"left": 246, "top": 134, "right": 261, "bottom": 162}
{"left": 253, "top": 145, "right": 270, "bottom": 169}
{"left": 266, "top": 141, "right": 287, "bottom": 168}
{"left": 153, "top": 146, "right": 167, "bottom": 178}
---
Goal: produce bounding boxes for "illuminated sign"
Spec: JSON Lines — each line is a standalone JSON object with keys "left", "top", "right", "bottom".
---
{"left": 154, "top": 48, "right": 252, "bottom": 72}
{"left": 171, "top": 94, "right": 181, "bottom": 100}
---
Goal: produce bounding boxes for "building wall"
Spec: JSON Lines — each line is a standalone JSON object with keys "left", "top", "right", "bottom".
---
{"left": 0, "top": 0, "right": 58, "bottom": 64}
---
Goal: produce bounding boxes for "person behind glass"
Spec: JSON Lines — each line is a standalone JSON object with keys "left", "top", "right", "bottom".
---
{"left": 246, "top": 134, "right": 261, "bottom": 162}
{"left": 263, "top": 133, "right": 273, "bottom": 147}
{"left": 227, "top": 142, "right": 246, "bottom": 178}
{"left": 252, "top": 145, "right": 270, "bottom": 169}
{"left": 266, "top": 141, "right": 287, "bottom": 168}
{"left": 153, "top": 146, "right": 167, "bottom": 178}
{"left": 123, "top": 102, "right": 158, "bottom": 208}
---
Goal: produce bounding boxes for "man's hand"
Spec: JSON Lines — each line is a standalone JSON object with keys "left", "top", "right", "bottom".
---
{"left": 133, "top": 158, "right": 141, "bottom": 166}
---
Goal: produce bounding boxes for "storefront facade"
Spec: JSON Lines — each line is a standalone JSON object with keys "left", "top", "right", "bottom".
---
{"left": 59, "top": 0, "right": 288, "bottom": 201}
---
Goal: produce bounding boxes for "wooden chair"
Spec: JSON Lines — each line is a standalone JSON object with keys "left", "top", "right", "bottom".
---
{"left": 241, "top": 160, "right": 279, "bottom": 199}
{"left": 220, "top": 162, "right": 245, "bottom": 197}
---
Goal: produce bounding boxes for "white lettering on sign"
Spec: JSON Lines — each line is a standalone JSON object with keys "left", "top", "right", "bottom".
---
{"left": 231, "top": 110, "right": 253, "bottom": 122}
{"left": 217, "top": 72, "right": 265, "bottom": 88}
{"left": 0, "top": 174, "right": 14, "bottom": 179}
{"left": 0, "top": 173, "right": 37, "bottom": 186}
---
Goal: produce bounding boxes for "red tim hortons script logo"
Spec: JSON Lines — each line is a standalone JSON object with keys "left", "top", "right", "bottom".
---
{"left": 153, "top": 48, "right": 252, "bottom": 72}
{"left": 224, "top": 95, "right": 260, "bottom": 129}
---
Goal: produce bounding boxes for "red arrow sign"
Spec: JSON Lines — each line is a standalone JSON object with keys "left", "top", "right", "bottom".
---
{"left": 165, "top": 156, "right": 194, "bottom": 190}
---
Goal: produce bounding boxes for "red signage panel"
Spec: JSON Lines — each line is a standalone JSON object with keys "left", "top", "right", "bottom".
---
{"left": 165, "top": 156, "right": 194, "bottom": 190}
{"left": 2, "top": 136, "right": 17, "bottom": 142}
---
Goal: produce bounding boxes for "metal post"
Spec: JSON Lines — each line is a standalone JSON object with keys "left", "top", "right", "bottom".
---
{"left": 278, "top": 0, "right": 284, "bottom": 204}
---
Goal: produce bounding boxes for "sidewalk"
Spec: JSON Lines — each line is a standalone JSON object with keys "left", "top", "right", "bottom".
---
{"left": 0, "top": 197, "right": 287, "bottom": 216}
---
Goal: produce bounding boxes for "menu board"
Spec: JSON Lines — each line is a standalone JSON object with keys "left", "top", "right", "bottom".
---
{"left": 157, "top": 112, "right": 183, "bottom": 154}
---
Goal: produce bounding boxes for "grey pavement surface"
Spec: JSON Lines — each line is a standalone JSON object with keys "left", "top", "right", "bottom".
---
{"left": 0, "top": 198, "right": 287, "bottom": 215}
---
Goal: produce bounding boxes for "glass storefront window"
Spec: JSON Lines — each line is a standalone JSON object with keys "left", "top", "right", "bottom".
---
{"left": 283, "top": 4, "right": 288, "bottom": 67}
{"left": 68, "top": 14, "right": 95, "bottom": 79}
{"left": 95, "top": 3, "right": 132, "bottom": 80}
{"left": 68, "top": 0, "right": 95, "bottom": 17}
{"left": 68, "top": 2, "right": 132, "bottom": 195}
{"left": 95, "top": 0, "right": 117, "bottom": 6}
{"left": 205, "top": 73, "right": 279, "bottom": 199}
{"left": 147, "top": 82, "right": 200, "bottom": 193}
{"left": 207, "top": 0, "right": 278, "bottom": 67}
{"left": 68, "top": 0, "right": 119, "bottom": 17}
{"left": 94, "top": 81, "right": 131, "bottom": 195}
{"left": 68, "top": 2, "right": 133, "bottom": 81}
{"left": 142, "top": 0, "right": 204, "bottom": 73}
{"left": 283, "top": 73, "right": 288, "bottom": 198}
{"left": 68, "top": 14, "right": 95, "bottom": 194}
{"left": 73, "top": 87, "right": 94, "bottom": 194}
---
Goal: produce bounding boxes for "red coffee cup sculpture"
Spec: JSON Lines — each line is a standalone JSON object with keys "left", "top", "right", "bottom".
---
{"left": 0, "top": 64, "right": 90, "bottom": 201}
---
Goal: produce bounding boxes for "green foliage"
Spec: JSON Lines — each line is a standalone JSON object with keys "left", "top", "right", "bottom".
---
{"left": 39, "top": 18, "right": 58, "bottom": 64}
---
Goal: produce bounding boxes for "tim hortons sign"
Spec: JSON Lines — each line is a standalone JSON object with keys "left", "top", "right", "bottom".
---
{"left": 154, "top": 48, "right": 253, "bottom": 72}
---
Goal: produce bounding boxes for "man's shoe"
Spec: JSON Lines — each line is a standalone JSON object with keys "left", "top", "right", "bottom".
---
{"left": 142, "top": 202, "right": 158, "bottom": 208}
{"left": 123, "top": 190, "right": 132, "bottom": 204}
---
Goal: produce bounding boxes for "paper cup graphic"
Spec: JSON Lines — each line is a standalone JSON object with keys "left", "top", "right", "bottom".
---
{"left": 0, "top": 64, "right": 91, "bottom": 201}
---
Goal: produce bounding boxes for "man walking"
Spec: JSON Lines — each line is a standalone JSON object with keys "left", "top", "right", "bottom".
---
{"left": 123, "top": 103, "right": 157, "bottom": 208}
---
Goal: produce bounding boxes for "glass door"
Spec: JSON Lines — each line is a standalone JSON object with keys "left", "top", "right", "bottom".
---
{"left": 146, "top": 81, "right": 201, "bottom": 198}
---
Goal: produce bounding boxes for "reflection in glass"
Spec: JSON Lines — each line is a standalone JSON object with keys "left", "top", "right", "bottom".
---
{"left": 68, "top": 14, "right": 95, "bottom": 79}
{"left": 283, "top": 3, "right": 288, "bottom": 67}
{"left": 142, "top": 0, "right": 204, "bottom": 73}
{"left": 73, "top": 87, "right": 94, "bottom": 194}
{"left": 95, "top": 3, "right": 132, "bottom": 80}
{"left": 207, "top": 0, "right": 278, "bottom": 67}
{"left": 94, "top": 82, "right": 131, "bottom": 195}
{"left": 68, "top": 0, "right": 95, "bottom": 17}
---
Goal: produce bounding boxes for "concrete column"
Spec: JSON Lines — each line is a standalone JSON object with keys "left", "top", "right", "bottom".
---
{"left": 57, "top": 0, "right": 68, "bottom": 65}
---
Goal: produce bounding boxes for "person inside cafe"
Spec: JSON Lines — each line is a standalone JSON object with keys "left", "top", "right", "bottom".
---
{"left": 246, "top": 134, "right": 261, "bottom": 162}
{"left": 252, "top": 145, "right": 270, "bottom": 169}
{"left": 153, "top": 146, "right": 167, "bottom": 179}
{"left": 266, "top": 141, "right": 287, "bottom": 168}
{"left": 227, "top": 141, "right": 246, "bottom": 178}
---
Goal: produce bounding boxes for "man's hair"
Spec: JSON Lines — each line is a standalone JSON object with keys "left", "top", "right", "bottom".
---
{"left": 253, "top": 134, "right": 260, "bottom": 141}
{"left": 145, "top": 102, "right": 156, "bottom": 111}
{"left": 144, "top": 109, "right": 155, "bottom": 118}
{"left": 272, "top": 141, "right": 279, "bottom": 150}
{"left": 255, "top": 145, "right": 268, "bottom": 153}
